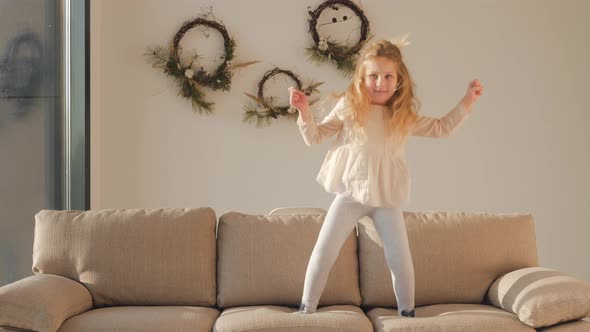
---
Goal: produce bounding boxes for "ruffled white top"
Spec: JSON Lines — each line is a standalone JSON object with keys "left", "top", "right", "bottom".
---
{"left": 296, "top": 97, "right": 472, "bottom": 207}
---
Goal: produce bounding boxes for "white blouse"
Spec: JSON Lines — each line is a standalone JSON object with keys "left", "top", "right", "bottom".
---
{"left": 296, "top": 97, "right": 472, "bottom": 207}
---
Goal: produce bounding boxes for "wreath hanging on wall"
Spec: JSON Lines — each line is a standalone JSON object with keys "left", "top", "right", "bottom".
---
{"left": 145, "top": 16, "right": 258, "bottom": 114}
{"left": 243, "top": 67, "right": 323, "bottom": 128}
{"left": 306, "top": 0, "right": 371, "bottom": 77}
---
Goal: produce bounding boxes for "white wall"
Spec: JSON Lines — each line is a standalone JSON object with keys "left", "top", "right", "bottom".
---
{"left": 91, "top": 0, "right": 590, "bottom": 282}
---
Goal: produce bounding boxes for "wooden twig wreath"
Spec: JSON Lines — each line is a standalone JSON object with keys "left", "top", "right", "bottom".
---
{"left": 306, "top": 0, "right": 371, "bottom": 77}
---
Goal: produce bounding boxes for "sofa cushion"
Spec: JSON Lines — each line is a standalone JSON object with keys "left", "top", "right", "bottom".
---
{"left": 366, "top": 304, "right": 535, "bottom": 332}
{"left": 213, "top": 305, "right": 372, "bottom": 332}
{"left": 58, "top": 306, "right": 220, "bottom": 332}
{"left": 33, "top": 208, "right": 217, "bottom": 307}
{"left": 487, "top": 267, "right": 590, "bottom": 328}
{"left": 358, "top": 212, "right": 538, "bottom": 307}
{"left": 217, "top": 212, "right": 360, "bottom": 308}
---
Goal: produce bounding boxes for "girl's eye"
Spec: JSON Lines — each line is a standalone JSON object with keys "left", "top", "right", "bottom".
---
{"left": 369, "top": 74, "right": 378, "bottom": 79}
{"left": 385, "top": 74, "right": 393, "bottom": 79}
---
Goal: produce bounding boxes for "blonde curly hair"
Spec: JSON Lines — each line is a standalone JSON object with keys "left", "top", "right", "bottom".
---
{"left": 344, "top": 36, "right": 421, "bottom": 144}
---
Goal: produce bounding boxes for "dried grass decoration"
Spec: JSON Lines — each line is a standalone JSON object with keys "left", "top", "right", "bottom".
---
{"left": 306, "top": 0, "right": 371, "bottom": 77}
{"left": 243, "top": 67, "right": 323, "bottom": 128}
{"left": 145, "top": 17, "right": 258, "bottom": 114}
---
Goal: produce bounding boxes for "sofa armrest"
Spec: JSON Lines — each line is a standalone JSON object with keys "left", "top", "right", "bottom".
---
{"left": 0, "top": 274, "right": 93, "bottom": 332}
{"left": 486, "top": 266, "right": 590, "bottom": 328}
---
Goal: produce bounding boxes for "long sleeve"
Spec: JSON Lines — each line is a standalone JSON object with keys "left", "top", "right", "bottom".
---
{"left": 411, "top": 102, "right": 472, "bottom": 138}
{"left": 296, "top": 98, "right": 345, "bottom": 146}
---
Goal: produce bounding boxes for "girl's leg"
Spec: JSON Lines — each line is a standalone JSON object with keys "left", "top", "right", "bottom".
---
{"left": 300, "top": 194, "right": 370, "bottom": 312}
{"left": 371, "top": 206, "right": 415, "bottom": 316}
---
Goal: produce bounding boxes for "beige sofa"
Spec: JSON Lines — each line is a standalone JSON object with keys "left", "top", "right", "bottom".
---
{"left": 1, "top": 208, "right": 589, "bottom": 332}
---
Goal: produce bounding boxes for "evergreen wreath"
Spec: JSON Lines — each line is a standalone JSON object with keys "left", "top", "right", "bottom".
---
{"left": 306, "top": 0, "right": 371, "bottom": 77}
{"left": 145, "top": 16, "right": 258, "bottom": 114}
{"left": 243, "top": 67, "right": 323, "bottom": 128}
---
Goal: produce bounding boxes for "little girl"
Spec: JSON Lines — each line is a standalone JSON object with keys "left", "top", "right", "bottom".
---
{"left": 288, "top": 37, "right": 483, "bottom": 317}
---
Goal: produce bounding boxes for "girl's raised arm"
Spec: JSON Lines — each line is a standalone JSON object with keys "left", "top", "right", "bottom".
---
{"left": 411, "top": 102, "right": 471, "bottom": 138}
{"left": 412, "top": 79, "right": 482, "bottom": 138}
{"left": 295, "top": 96, "right": 345, "bottom": 146}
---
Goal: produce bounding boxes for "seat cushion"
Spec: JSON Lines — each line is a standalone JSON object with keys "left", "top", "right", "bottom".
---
{"left": 216, "top": 212, "right": 361, "bottom": 308}
{"left": 58, "top": 306, "right": 220, "bottom": 332}
{"left": 358, "top": 212, "right": 538, "bottom": 307}
{"left": 33, "top": 208, "right": 217, "bottom": 307}
{"left": 366, "top": 304, "right": 535, "bottom": 332}
{"left": 537, "top": 318, "right": 590, "bottom": 331}
{"left": 213, "top": 305, "right": 372, "bottom": 332}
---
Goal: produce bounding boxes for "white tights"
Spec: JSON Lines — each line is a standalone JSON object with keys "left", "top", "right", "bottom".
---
{"left": 301, "top": 194, "right": 415, "bottom": 314}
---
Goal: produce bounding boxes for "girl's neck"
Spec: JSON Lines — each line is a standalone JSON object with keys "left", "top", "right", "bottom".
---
{"left": 369, "top": 102, "right": 388, "bottom": 107}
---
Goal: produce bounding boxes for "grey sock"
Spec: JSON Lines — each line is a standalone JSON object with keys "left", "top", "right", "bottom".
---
{"left": 293, "top": 303, "right": 316, "bottom": 314}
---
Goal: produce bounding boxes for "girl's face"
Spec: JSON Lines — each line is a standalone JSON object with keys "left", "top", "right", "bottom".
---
{"left": 362, "top": 56, "right": 398, "bottom": 106}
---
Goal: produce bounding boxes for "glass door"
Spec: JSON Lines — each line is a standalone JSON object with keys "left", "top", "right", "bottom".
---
{"left": 0, "top": 0, "right": 88, "bottom": 287}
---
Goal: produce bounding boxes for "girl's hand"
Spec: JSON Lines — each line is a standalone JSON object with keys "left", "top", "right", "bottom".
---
{"left": 461, "top": 79, "right": 484, "bottom": 111}
{"left": 288, "top": 86, "right": 311, "bottom": 120}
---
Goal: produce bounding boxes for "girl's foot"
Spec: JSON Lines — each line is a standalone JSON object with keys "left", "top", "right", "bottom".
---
{"left": 400, "top": 309, "right": 415, "bottom": 317}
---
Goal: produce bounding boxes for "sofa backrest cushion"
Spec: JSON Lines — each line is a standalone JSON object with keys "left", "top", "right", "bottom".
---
{"left": 358, "top": 212, "right": 538, "bottom": 308}
{"left": 32, "top": 208, "right": 217, "bottom": 307}
{"left": 216, "top": 212, "right": 361, "bottom": 309}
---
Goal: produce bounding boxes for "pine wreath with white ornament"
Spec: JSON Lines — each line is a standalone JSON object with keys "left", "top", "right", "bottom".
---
{"left": 243, "top": 67, "right": 323, "bottom": 128}
{"left": 145, "top": 15, "right": 258, "bottom": 114}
